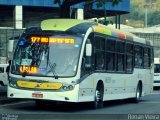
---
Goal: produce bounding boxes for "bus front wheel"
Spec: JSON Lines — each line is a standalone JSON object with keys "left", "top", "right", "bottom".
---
{"left": 92, "top": 83, "right": 104, "bottom": 109}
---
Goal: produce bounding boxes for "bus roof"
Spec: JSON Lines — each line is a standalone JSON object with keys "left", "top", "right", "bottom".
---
{"left": 41, "top": 19, "right": 93, "bottom": 31}
{"left": 41, "top": 19, "right": 152, "bottom": 46}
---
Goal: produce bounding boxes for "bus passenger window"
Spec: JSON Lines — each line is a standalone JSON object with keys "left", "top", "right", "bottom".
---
{"left": 126, "top": 55, "right": 133, "bottom": 72}
{"left": 95, "top": 52, "right": 104, "bottom": 70}
{"left": 94, "top": 36, "right": 105, "bottom": 70}
{"left": 106, "top": 39, "right": 116, "bottom": 71}
{"left": 144, "top": 48, "right": 150, "bottom": 68}
{"left": 117, "top": 54, "right": 124, "bottom": 71}
{"left": 126, "top": 43, "right": 133, "bottom": 72}
{"left": 106, "top": 53, "right": 115, "bottom": 71}
{"left": 116, "top": 41, "right": 125, "bottom": 72}
{"left": 95, "top": 36, "right": 105, "bottom": 50}
{"left": 135, "top": 46, "right": 143, "bottom": 67}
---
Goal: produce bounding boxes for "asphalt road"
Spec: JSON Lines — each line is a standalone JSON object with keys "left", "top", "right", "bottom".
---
{"left": 0, "top": 89, "right": 160, "bottom": 120}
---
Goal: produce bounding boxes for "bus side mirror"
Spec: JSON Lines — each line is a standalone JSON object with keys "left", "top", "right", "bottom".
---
{"left": 86, "top": 43, "right": 92, "bottom": 57}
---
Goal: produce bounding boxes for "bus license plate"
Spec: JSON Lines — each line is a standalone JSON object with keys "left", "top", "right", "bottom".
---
{"left": 32, "top": 93, "right": 43, "bottom": 98}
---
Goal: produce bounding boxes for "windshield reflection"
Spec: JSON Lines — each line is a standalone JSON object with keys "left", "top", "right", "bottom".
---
{"left": 11, "top": 34, "right": 82, "bottom": 77}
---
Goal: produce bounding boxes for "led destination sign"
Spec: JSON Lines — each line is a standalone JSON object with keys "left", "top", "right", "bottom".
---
{"left": 30, "top": 36, "right": 75, "bottom": 44}
{"left": 20, "top": 66, "right": 37, "bottom": 74}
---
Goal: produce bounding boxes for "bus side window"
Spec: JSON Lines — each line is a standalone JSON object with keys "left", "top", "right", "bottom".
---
{"left": 95, "top": 52, "right": 104, "bottom": 70}
{"left": 135, "top": 45, "right": 143, "bottom": 67}
{"left": 106, "top": 39, "right": 116, "bottom": 71}
{"left": 126, "top": 43, "right": 133, "bottom": 72}
{"left": 144, "top": 47, "right": 150, "bottom": 68}
{"left": 94, "top": 35, "right": 105, "bottom": 70}
{"left": 116, "top": 41, "right": 125, "bottom": 72}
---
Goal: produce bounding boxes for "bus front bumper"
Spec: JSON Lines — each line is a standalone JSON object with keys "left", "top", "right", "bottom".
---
{"left": 7, "top": 85, "right": 79, "bottom": 102}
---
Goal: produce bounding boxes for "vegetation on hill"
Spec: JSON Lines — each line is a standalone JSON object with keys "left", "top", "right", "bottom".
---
{"left": 121, "top": 0, "right": 160, "bottom": 27}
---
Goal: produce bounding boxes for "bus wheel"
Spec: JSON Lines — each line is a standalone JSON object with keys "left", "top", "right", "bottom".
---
{"left": 93, "top": 84, "right": 104, "bottom": 109}
{"left": 133, "top": 83, "right": 142, "bottom": 103}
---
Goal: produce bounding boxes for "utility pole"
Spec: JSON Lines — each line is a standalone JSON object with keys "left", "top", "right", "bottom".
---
{"left": 144, "top": 5, "right": 148, "bottom": 28}
{"left": 144, "top": 0, "right": 156, "bottom": 28}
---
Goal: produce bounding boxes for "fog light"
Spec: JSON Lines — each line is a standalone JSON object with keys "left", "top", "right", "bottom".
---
{"left": 68, "top": 85, "right": 74, "bottom": 90}
{"left": 63, "top": 86, "right": 68, "bottom": 90}
{"left": 9, "top": 82, "right": 17, "bottom": 88}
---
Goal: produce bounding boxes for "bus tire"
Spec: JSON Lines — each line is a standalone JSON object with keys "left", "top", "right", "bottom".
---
{"left": 133, "top": 83, "right": 142, "bottom": 103}
{"left": 92, "top": 82, "right": 104, "bottom": 109}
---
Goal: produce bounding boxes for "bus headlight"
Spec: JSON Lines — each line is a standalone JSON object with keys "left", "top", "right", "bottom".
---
{"left": 68, "top": 85, "right": 74, "bottom": 90}
{"left": 62, "top": 85, "right": 74, "bottom": 91}
{"left": 62, "top": 86, "right": 68, "bottom": 90}
{"left": 9, "top": 81, "right": 17, "bottom": 88}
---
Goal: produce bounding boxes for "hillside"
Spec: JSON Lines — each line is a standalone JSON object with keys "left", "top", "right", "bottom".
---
{"left": 121, "top": 0, "right": 160, "bottom": 28}
{"left": 131, "top": 0, "right": 160, "bottom": 11}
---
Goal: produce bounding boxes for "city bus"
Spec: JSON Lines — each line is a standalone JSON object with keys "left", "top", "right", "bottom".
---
{"left": 8, "top": 19, "right": 154, "bottom": 109}
{"left": 154, "top": 58, "right": 160, "bottom": 88}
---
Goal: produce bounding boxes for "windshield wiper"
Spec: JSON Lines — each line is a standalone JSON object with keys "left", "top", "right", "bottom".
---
{"left": 48, "top": 62, "right": 58, "bottom": 79}
{"left": 46, "top": 44, "right": 58, "bottom": 79}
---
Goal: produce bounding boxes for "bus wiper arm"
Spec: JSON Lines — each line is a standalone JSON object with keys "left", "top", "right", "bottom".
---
{"left": 48, "top": 62, "right": 58, "bottom": 79}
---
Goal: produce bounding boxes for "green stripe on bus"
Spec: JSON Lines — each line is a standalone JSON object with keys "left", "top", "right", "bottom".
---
{"left": 41, "top": 19, "right": 92, "bottom": 31}
{"left": 104, "top": 29, "right": 112, "bottom": 35}
{"left": 93, "top": 26, "right": 112, "bottom": 35}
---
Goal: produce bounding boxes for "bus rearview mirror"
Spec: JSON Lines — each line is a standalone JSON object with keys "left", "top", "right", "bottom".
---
{"left": 86, "top": 43, "right": 92, "bottom": 57}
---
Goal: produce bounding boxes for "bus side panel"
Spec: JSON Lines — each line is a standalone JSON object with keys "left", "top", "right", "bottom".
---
{"left": 79, "top": 72, "right": 135, "bottom": 102}
{"left": 103, "top": 73, "right": 135, "bottom": 101}
{"left": 129, "top": 68, "right": 153, "bottom": 96}
{"left": 78, "top": 69, "right": 153, "bottom": 102}
{"left": 78, "top": 74, "right": 95, "bottom": 102}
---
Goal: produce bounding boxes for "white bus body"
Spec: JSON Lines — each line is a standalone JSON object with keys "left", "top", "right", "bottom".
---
{"left": 8, "top": 19, "right": 153, "bottom": 108}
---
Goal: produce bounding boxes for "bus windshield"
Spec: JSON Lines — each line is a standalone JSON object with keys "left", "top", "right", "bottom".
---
{"left": 154, "top": 64, "right": 160, "bottom": 73}
{"left": 11, "top": 33, "right": 83, "bottom": 77}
